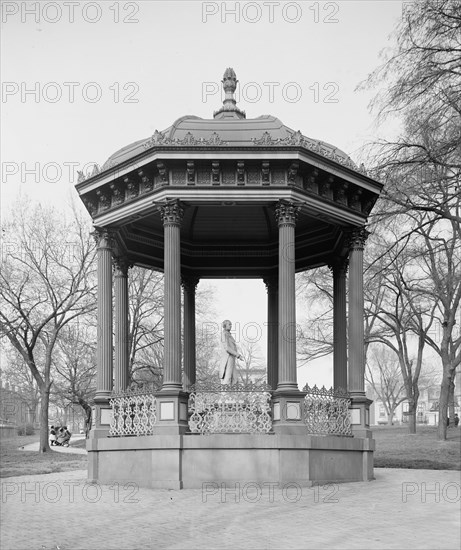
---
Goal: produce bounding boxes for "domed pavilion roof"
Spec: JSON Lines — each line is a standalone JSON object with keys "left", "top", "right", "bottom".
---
{"left": 102, "top": 68, "right": 356, "bottom": 172}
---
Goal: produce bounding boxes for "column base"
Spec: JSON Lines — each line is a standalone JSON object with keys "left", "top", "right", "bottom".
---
{"left": 349, "top": 394, "right": 373, "bottom": 436}
{"left": 91, "top": 396, "right": 112, "bottom": 436}
{"left": 155, "top": 388, "right": 189, "bottom": 434}
{"left": 272, "top": 388, "right": 307, "bottom": 435}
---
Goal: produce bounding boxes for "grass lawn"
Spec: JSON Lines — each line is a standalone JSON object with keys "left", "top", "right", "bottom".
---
{"left": 1, "top": 427, "right": 459, "bottom": 479}
{"left": 0, "top": 434, "right": 87, "bottom": 478}
{"left": 373, "top": 425, "right": 461, "bottom": 470}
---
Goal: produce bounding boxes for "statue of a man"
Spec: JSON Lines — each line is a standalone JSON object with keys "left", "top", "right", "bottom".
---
{"left": 219, "top": 320, "right": 243, "bottom": 385}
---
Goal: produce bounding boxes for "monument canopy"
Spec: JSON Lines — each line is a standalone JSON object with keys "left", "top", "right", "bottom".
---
{"left": 76, "top": 68, "right": 383, "bottom": 278}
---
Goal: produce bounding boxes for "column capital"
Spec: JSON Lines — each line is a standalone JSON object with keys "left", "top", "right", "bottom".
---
{"left": 346, "top": 227, "right": 370, "bottom": 251}
{"left": 181, "top": 275, "right": 200, "bottom": 292}
{"left": 328, "top": 257, "right": 349, "bottom": 277}
{"left": 113, "top": 256, "right": 132, "bottom": 277}
{"left": 92, "top": 227, "right": 115, "bottom": 249}
{"left": 160, "top": 200, "right": 184, "bottom": 227}
{"left": 275, "top": 200, "right": 300, "bottom": 227}
{"left": 263, "top": 275, "right": 278, "bottom": 293}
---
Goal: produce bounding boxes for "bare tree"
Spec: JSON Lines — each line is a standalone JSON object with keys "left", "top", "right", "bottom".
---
{"left": 52, "top": 320, "right": 96, "bottom": 437}
{"left": 366, "top": 346, "right": 406, "bottom": 426}
{"left": 0, "top": 200, "right": 96, "bottom": 452}
{"left": 237, "top": 340, "right": 266, "bottom": 385}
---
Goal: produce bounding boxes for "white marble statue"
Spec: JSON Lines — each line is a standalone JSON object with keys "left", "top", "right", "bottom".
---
{"left": 219, "top": 320, "right": 243, "bottom": 385}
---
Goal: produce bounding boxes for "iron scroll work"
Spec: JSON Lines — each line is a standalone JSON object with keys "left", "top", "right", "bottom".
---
{"left": 108, "top": 381, "right": 352, "bottom": 437}
{"left": 109, "top": 383, "right": 158, "bottom": 437}
{"left": 302, "top": 384, "right": 352, "bottom": 437}
{"left": 188, "top": 381, "right": 273, "bottom": 435}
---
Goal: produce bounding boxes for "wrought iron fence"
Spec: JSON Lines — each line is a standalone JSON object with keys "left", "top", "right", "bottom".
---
{"left": 109, "top": 383, "right": 158, "bottom": 436}
{"left": 188, "top": 381, "right": 272, "bottom": 435}
{"left": 302, "top": 384, "right": 352, "bottom": 436}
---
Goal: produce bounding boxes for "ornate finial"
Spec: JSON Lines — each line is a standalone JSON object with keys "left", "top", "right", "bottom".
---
{"left": 222, "top": 67, "right": 237, "bottom": 93}
{"left": 214, "top": 67, "right": 246, "bottom": 120}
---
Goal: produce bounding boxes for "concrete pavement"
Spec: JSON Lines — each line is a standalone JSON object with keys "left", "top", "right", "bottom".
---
{"left": 1, "top": 468, "right": 460, "bottom": 549}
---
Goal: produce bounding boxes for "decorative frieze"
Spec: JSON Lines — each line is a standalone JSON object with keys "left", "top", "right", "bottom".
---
{"left": 186, "top": 161, "right": 195, "bottom": 185}
{"left": 212, "top": 161, "right": 220, "bottom": 184}
{"left": 320, "top": 175, "right": 334, "bottom": 200}
{"left": 110, "top": 183, "right": 124, "bottom": 206}
{"left": 236, "top": 161, "right": 245, "bottom": 185}
{"left": 138, "top": 169, "right": 153, "bottom": 192}
{"left": 304, "top": 169, "right": 319, "bottom": 194}
{"left": 96, "top": 189, "right": 111, "bottom": 211}
{"left": 348, "top": 188, "right": 362, "bottom": 211}
{"left": 261, "top": 161, "right": 270, "bottom": 185}
{"left": 275, "top": 201, "right": 300, "bottom": 227}
{"left": 82, "top": 196, "right": 97, "bottom": 216}
{"left": 156, "top": 161, "right": 168, "bottom": 185}
{"left": 79, "top": 158, "right": 376, "bottom": 219}
{"left": 143, "top": 130, "right": 228, "bottom": 150}
{"left": 335, "top": 182, "right": 349, "bottom": 205}
{"left": 125, "top": 177, "right": 139, "bottom": 199}
{"left": 287, "top": 162, "right": 299, "bottom": 186}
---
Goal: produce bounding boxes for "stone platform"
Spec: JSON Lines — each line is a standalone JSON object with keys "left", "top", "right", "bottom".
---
{"left": 87, "top": 433, "right": 375, "bottom": 489}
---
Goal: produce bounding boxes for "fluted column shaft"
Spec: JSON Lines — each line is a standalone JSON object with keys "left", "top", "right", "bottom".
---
{"left": 264, "top": 276, "right": 278, "bottom": 390}
{"left": 114, "top": 258, "right": 130, "bottom": 393}
{"left": 183, "top": 276, "right": 199, "bottom": 390}
{"left": 276, "top": 202, "right": 300, "bottom": 391}
{"left": 348, "top": 228, "right": 369, "bottom": 396}
{"left": 95, "top": 229, "right": 113, "bottom": 400}
{"left": 161, "top": 201, "right": 183, "bottom": 390}
{"left": 332, "top": 260, "right": 348, "bottom": 391}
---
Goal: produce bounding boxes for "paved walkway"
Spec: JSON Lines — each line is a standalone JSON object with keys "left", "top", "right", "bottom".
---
{"left": 1, "top": 468, "right": 460, "bottom": 549}
{"left": 19, "top": 435, "right": 87, "bottom": 455}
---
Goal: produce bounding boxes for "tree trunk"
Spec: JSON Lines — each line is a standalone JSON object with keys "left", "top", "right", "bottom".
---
{"left": 437, "top": 372, "right": 451, "bottom": 440}
{"left": 39, "top": 383, "right": 52, "bottom": 453}
{"left": 448, "top": 379, "right": 455, "bottom": 427}
{"left": 408, "top": 407, "right": 416, "bottom": 434}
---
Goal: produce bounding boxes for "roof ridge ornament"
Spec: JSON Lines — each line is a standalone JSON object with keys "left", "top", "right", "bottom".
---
{"left": 213, "top": 67, "right": 246, "bottom": 120}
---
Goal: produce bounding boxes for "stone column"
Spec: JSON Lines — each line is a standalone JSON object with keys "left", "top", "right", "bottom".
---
{"left": 264, "top": 276, "right": 278, "bottom": 390}
{"left": 182, "top": 276, "right": 199, "bottom": 390}
{"left": 161, "top": 201, "right": 183, "bottom": 390}
{"left": 114, "top": 257, "right": 130, "bottom": 393}
{"left": 156, "top": 201, "right": 188, "bottom": 436}
{"left": 89, "top": 229, "right": 114, "bottom": 445}
{"left": 276, "top": 201, "right": 299, "bottom": 391}
{"left": 331, "top": 259, "right": 348, "bottom": 391}
{"left": 347, "top": 227, "right": 372, "bottom": 437}
{"left": 272, "top": 201, "right": 305, "bottom": 435}
{"left": 94, "top": 229, "right": 114, "bottom": 402}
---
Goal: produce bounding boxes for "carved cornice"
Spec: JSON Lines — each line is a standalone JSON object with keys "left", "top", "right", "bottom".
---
{"left": 143, "top": 130, "right": 228, "bottom": 151}
{"left": 160, "top": 200, "right": 184, "bottom": 226}
{"left": 251, "top": 130, "right": 366, "bottom": 175}
{"left": 275, "top": 201, "right": 300, "bottom": 227}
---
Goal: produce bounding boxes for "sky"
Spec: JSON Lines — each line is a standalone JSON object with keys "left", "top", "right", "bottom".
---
{"left": 1, "top": 0, "right": 406, "bottom": 387}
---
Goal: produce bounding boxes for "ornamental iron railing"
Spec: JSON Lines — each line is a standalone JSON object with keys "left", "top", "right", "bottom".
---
{"left": 302, "top": 384, "right": 352, "bottom": 436}
{"left": 188, "top": 381, "right": 272, "bottom": 435}
{"left": 109, "top": 383, "right": 158, "bottom": 436}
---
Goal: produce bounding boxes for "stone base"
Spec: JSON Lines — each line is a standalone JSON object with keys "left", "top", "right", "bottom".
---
{"left": 87, "top": 433, "right": 375, "bottom": 489}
